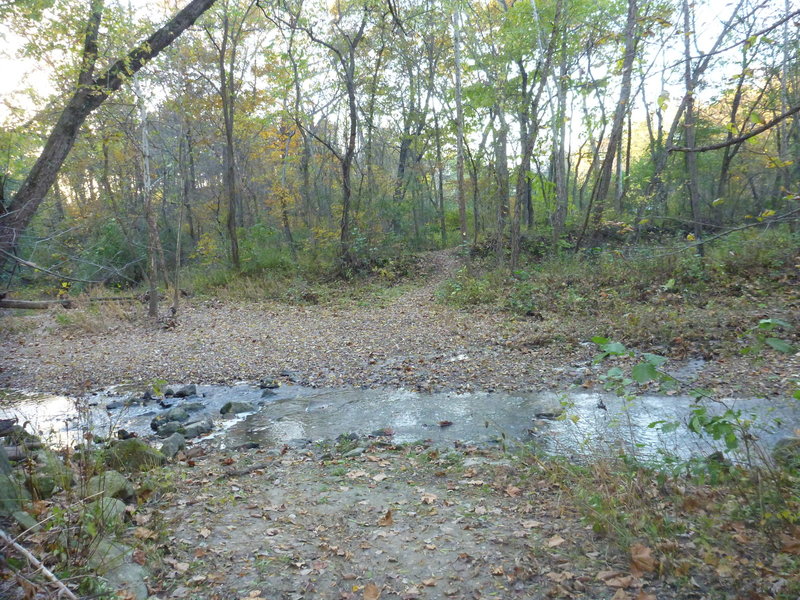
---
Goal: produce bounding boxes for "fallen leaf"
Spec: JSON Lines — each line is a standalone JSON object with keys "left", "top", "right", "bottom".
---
{"left": 346, "top": 470, "right": 369, "bottom": 480}
{"left": 612, "top": 590, "right": 629, "bottom": 600}
{"left": 175, "top": 562, "right": 190, "bottom": 573}
{"left": 198, "top": 527, "right": 211, "bottom": 539}
{"left": 634, "top": 591, "right": 657, "bottom": 600}
{"left": 373, "top": 473, "right": 388, "bottom": 482}
{"left": 378, "top": 509, "right": 393, "bottom": 527}
{"left": 422, "top": 578, "right": 436, "bottom": 587}
{"left": 505, "top": 485, "right": 522, "bottom": 497}
{"left": 630, "top": 543, "right": 656, "bottom": 576}
{"left": 521, "top": 520, "right": 542, "bottom": 529}
{"left": 420, "top": 493, "right": 437, "bottom": 505}
{"left": 606, "top": 575, "right": 635, "bottom": 588}
{"left": 133, "top": 527, "right": 157, "bottom": 540}
{"left": 780, "top": 530, "right": 800, "bottom": 555}
{"left": 546, "top": 571, "right": 574, "bottom": 583}
{"left": 491, "top": 566, "right": 505, "bottom": 576}
{"left": 363, "top": 583, "right": 381, "bottom": 600}
{"left": 547, "top": 535, "right": 565, "bottom": 548}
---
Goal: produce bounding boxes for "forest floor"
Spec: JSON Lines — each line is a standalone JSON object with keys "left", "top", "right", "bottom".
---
{"left": 1, "top": 249, "right": 799, "bottom": 599}
{"left": 0, "top": 249, "right": 797, "bottom": 400}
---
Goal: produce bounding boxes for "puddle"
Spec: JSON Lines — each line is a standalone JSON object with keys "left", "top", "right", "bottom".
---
{"left": 1, "top": 385, "right": 798, "bottom": 464}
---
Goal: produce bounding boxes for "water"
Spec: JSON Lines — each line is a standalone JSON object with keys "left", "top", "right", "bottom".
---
{"left": 1, "top": 385, "right": 798, "bottom": 463}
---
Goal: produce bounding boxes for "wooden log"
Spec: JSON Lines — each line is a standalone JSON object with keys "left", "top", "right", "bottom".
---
{"left": 0, "top": 299, "right": 73, "bottom": 309}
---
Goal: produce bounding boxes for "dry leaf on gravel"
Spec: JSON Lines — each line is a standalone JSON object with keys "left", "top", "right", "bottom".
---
{"left": 363, "top": 583, "right": 381, "bottom": 600}
{"left": 373, "top": 473, "right": 388, "bottom": 482}
{"left": 422, "top": 578, "right": 436, "bottom": 587}
{"left": 378, "top": 509, "right": 393, "bottom": 527}
{"left": 505, "top": 485, "right": 522, "bottom": 497}
{"left": 346, "top": 470, "right": 369, "bottom": 479}
{"left": 420, "top": 493, "right": 437, "bottom": 505}
{"left": 547, "top": 535, "right": 565, "bottom": 548}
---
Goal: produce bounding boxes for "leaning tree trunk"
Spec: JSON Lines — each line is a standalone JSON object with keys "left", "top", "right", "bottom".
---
{"left": 0, "top": 0, "right": 217, "bottom": 275}
{"left": 575, "top": 0, "right": 638, "bottom": 250}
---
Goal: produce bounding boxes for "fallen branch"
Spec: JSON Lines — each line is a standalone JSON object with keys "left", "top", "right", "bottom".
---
{"left": 0, "top": 296, "right": 139, "bottom": 310}
{"left": 0, "top": 299, "right": 73, "bottom": 309}
{"left": 0, "top": 528, "right": 79, "bottom": 600}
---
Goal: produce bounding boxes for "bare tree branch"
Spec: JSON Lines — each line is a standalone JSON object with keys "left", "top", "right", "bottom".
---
{"left": 669, "top": 103, "right": 800, "bottom": 153}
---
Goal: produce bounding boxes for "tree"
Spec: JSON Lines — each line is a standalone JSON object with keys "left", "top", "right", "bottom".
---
{"left": 0, "top": 0, "right": 218, "bottom": 275}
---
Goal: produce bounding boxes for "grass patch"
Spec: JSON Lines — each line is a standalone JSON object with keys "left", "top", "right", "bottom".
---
{"left": 436, "top": 229, "right": 799, "bottom": 355}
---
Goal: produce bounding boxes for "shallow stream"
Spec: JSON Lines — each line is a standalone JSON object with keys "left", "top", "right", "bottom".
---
{"left": 2, "top": 384, "right": 798, "bottom": 464}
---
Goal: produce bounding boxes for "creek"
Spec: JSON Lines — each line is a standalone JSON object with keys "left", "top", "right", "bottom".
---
{"left": 2, "top": 383, "right": 798, "bottom": 464}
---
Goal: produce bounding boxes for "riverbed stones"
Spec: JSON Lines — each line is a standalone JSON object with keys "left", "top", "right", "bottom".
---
{"left": 220, "top": 401, "right": 255, "bottom": 415}
{"left": 156, "top": 421, "right": 183, "bottom": 437}
{"left": 164, "top": 384, "right": 197, "bottom": 398}
{"left": 159, "top": 433, "right": 185, "bottom": 459}
{"left": 105, "top": 438, "right": 166, "bottom": 472}
{"left": 151, "top": 407, "right": 189, "bottom": 431}
{"left": 183, "top": 418, "right": 213, "bottom": 439}
{"left": 85, "top": 470, "right": 136, "bottom": 503}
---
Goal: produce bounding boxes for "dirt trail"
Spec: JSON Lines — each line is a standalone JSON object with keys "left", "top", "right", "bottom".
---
{"left": 151, "top": 443, "right": 637, "bottom": 600}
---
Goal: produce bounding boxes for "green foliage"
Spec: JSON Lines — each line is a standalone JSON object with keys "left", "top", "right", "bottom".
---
{"left": 436, "top": 266, "right": 501, "bottom": 307}
{"left": 741, "top": 317, "right": 796, "bottom": 356}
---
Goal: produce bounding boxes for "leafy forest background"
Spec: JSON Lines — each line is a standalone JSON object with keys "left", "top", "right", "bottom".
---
{"left": 0, "top": 0, "right": 798, "bottom": 300}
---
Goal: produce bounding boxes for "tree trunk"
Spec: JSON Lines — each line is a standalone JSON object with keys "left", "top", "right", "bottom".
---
{"left": 683, "top": 0, "right": 704, "bottom": 254}
{"left": 493, "top": 108, "right": 509, "bottom": 264}
{"left": 0, "top": 0, "right": 218, "bottom": 274}
{"left": 452, "top": 3, "right": 467, "bottom": 243}
{"left": 575, "top": 0, "right": 638, "bottom": 250}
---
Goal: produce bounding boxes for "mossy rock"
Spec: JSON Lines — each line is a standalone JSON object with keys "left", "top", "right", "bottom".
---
{"left": 0, "top": 473, "right": 31, "bottom": 516}
{"left": 87, "top": 537, "right": 132, "bottom": 574}
{"left": 0, "top": 446, "right": 11, "bottom": 476}
{"left": 105, "top": 439, "right": 166, "bottom": 472}
{"left": 26, "top": 473, "right": 56, "bottom": 499}
{"left": 84, "top": 470, "right": 136, "bottom": 503}
{"left": 86, "top": 497, "right": 127, "bottom": 527}
{"left": 36, "top": 448, "right": 74, "bottom": 488}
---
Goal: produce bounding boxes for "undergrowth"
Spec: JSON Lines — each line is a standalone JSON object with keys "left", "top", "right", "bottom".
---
{"left": 436, "top": 229, "right": 799, "bottom": 354}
